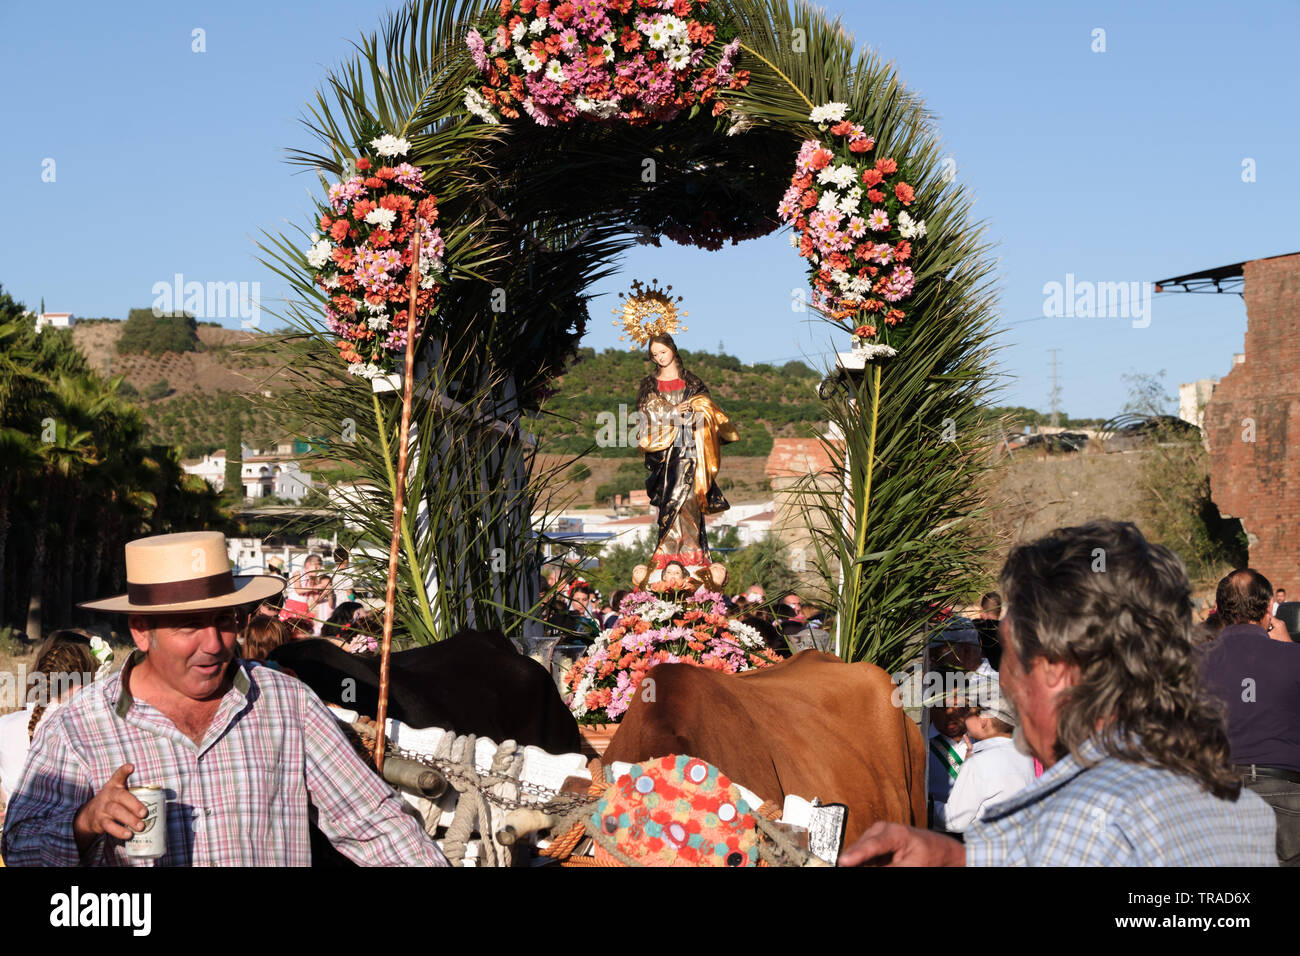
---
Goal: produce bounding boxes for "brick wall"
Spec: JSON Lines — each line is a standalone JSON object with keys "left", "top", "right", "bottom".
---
{"left": 1204, "top": 253, "right": 1300, "bottom": 588}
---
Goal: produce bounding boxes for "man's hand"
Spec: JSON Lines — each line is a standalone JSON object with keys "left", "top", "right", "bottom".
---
{"left": 72, "top": 763, "right": 146, "bottom": 853}
{"left": 838, "top": 821, "right": 966, "bottom": 867}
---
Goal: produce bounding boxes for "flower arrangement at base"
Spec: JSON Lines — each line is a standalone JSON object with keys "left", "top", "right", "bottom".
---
{"left": 777, "top": 102, "right": 927, "bottom": 349}
{"left": 564, "top": 588, "right": 779, "bottom": 725}
{"left": 463, "top": 0, "right": 750, "bottom": 128}
{"left": 304, "top": 135, "right": 446, "bottom": 380}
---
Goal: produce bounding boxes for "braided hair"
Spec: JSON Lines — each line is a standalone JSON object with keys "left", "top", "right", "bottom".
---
{"left": 27, "top": 629, "right": 99, "bottom": 742}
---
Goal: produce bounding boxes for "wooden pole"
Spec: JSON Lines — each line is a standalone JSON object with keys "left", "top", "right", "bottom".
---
{"left": 374, "top": 222, "right": 422, "bottom": 773}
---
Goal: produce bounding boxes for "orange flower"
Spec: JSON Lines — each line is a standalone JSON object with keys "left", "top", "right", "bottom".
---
{"left": 894, "top": 182, "right": 915, "bottom": 205}
{"left": 866, "top": 189, "right": 884, "bottom": 203}
{"left": 875, "top": 157, "right": 898, "bottom": 175}
{"left": 800, "top": 190, "right": 818, "bottom": 210}
{"left": 498, "top": 0, "right": 511, "bottom": 17}
{"left": 553, "top": 1, "right": 575, "bottom": 20}
{"left": 848, "top": 138, "right": 872, "bottom": 154}
{"left": 861, "top": 168, "right": 884, "bottom": 187}
{"left": 809, "top": 148, "right": 833, "bottom": 171}
{"left": 830, "top": 120, "right": 854, "bottom": 137}
{"left": 885, "top": 308, "right": 905, "bottom": 326}
{"left": 356, "top": 158, "right": 372, "bottom": 171}
{"left": 894, "top": 240, "right": 911, "bottom": 262}
{"left": 330, "top": 219, "right": 350, "bottom": 241}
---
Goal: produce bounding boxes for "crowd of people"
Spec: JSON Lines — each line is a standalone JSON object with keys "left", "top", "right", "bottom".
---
{"left": 538, "top": 563, "right": 833, "bottom": 656}
{"left": 0, "top": 518, "right": 1295, "bottom": 867}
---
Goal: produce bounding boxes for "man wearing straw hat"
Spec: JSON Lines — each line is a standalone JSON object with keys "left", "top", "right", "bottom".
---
{"left": 2, "top": 531, "right": 446, "bottom": 866}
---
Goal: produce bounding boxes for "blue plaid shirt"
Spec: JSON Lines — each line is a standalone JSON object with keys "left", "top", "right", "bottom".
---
{"left": 965, "top": 737, "right": 1276, "bottom": 866}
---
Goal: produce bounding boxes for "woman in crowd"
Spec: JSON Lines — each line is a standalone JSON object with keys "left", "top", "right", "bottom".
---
{"left": 0, "top": 629, "right": 105, "bottom": 811}
{"left": 240, "top": 615, "right": 292, "bottom": 663}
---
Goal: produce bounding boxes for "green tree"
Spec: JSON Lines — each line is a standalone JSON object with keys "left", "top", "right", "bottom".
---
{"left": 143, "top": 378, "right": 171, "bottom": 401}
{"left": 116, "top": 308, "right": 199, "bottom": 356}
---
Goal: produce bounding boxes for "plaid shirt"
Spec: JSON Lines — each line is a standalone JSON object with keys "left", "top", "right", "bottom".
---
{"left": 965, "top": 736, "right": 1277, "bottom": 866}
{"left": 1, "top": 653, "right": 447, "bottom": 867}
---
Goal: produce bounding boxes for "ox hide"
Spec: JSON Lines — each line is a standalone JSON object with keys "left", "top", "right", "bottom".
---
{"left": 603, "top": 650, "right": 926, "bottom": 844}
{"left": 269, "top": 629, "right": 582, "bottom": 756}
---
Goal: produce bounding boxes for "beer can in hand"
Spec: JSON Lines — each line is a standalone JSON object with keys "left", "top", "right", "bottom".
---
{"left": 125, "top": 786, "right": 166, "bottom": 860}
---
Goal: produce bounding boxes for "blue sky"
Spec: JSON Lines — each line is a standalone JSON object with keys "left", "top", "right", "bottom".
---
{"left": 3, "top": 0, "right": 1296, "bottom": 418}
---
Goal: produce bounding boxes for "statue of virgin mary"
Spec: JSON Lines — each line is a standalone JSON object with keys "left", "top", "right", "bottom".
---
{"left": 613, "top": 280, "right": 738, "bottom": 580}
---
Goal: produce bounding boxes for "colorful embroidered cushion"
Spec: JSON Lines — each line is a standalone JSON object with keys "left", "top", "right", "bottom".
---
{"left": 589, "top": 755, "right": 760, "bottom": 867}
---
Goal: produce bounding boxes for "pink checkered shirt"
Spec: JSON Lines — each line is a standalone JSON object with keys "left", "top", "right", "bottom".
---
{"left": 1, "top": 653, "right": 447, "bottom": 867}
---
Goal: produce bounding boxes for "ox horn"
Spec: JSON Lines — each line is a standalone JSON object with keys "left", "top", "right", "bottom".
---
{"left": 496, "top": 808, "right": 556, "bottom": 846}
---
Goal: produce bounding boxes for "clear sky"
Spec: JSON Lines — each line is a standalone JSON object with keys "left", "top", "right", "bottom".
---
{"left": 3, "top": 0, "right": 1296, "bottom": 418}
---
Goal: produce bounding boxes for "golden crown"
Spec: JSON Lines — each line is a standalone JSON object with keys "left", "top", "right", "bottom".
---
{"left": 611, "top": 278, "right": 688, "bottom": 348}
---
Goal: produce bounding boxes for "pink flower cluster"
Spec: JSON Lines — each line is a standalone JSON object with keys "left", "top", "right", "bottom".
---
{"left": 464, "top": 0, "right": 749, "bottom": 127}
{"left": 563, "top": 588, "right": 777, "bottom": 724}
{"left": 777, "top": 110, "right": 926, "bottom": 342}
{"left": 306, "top": 154, "right": 446, "bottom": 376}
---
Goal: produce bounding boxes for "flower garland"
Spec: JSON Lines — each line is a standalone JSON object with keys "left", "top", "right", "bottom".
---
{"left": 463, "top": 0, "right": 749, "bottom": 127}
{"left": 305, "top": 135, "right": 446, "bottom": 379}
{"left": 564, "top": 588, "right": 778, "bottom": 724}
{"left": 777, "top": 102, "right": 927, "bottom": 347}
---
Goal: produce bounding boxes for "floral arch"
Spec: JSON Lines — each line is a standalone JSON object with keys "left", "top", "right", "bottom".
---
{"left": 262, "top": 0, "right": 998, "bottom": 668}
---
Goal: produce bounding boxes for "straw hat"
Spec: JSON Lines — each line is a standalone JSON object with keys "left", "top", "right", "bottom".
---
{"left": 78, "top": 531, "right": 285, "bottom": 615}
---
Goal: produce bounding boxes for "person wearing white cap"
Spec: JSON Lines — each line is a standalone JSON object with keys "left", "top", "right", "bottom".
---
{"left": 2, "top": 531, "right": 446, "bottom": 867}
{"left": 943, "top": 664, "right": 1037, "bottom": 833}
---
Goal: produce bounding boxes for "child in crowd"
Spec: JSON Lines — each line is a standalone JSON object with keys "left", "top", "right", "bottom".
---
{"left": 944, "top": 666, "right": 1037, "bottom": 833}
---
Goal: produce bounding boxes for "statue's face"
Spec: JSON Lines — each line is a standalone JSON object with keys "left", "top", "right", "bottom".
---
{"left": 662, "top": 564, "right": 685, "bottom": 586}
{"left": 650, "top": 342, "right": 675, "bottom": 369}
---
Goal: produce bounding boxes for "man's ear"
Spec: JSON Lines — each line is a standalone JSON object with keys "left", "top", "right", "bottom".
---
{"left": 127, "top": 615, "right": 152, "bottom": 654}
{"left": 1036, "top": 656, "right": 1078, "bottom": 692}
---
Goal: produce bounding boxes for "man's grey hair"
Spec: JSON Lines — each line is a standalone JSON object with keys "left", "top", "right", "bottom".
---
{"left": 999, "top": 520, "right": 1240, "bottom": 800}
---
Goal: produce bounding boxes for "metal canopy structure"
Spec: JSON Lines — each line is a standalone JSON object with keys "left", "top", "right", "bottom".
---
{"left": 1153, "top": 252, "right": 1300, "bottom": 296}
{"left": 1153, "top": 260, "right": 1247, "bottom": 296}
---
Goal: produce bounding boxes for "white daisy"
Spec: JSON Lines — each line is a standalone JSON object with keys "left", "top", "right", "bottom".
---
{"left": 367, "top": 315, "right": 390, "bottom": 330}
{"left": 667, "top": 46, "right": 691, "bottom": 71}
{"left": 510, "top": 20, "right": 527, "bottom": 42}
{"left": 809, "top": 102, "right": 849, "bottom": 124}
{"left": 518, "top": 49, "right": 544, "bottom": 73}
{"left": 817, "top": 190, "right": 841, "bottom": 213}
{"left": 463, "top": 87, "right": 499, "bottom": 124}
{"left": 898, "top": 210, "right": 927, "bottom": 239}
{"left": 646, "top": 23, "right": 671, "bottom": 49}
{"left": 306, "top": 239, "right": 333, "bottom": 269}
{"left": 364, "top": 207, "right": 398, "bottom": 230}
{"left": 322, "top": 274, "right": 340, "bottom": 289}
{"left": 529, "top": 16, "right": 548, "bottom": 35}
{"left": 817, "top": 163, "right": 857, "bottom": 189}
{"left": 370, "top": 134, "right": 411, "bottom": 157}
{"left": 545, "top": 59, "right": 565, "bottom": 83}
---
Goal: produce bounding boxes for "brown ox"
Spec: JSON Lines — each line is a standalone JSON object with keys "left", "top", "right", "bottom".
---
{"left": 603, "top": 650, "right": 926, "bottom": 845}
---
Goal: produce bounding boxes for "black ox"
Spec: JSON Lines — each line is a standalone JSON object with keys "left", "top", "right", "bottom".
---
{"left": 269, "top": 628, "right": 582, "bottom": 756}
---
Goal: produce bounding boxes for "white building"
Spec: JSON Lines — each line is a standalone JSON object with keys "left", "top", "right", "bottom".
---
{"left": 1178, "top": 379, "right": 1217, "bottom": 430}
{"left": 35, "top": 312, "right": 76, "bottom": 332}
{"left": 180, "top": 442, "right": 316, "bottom": 503}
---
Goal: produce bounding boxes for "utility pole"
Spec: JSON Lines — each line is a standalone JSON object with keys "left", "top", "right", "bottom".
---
{"left": 1048, "top": 348, "right": 1061, "bottom": 428}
